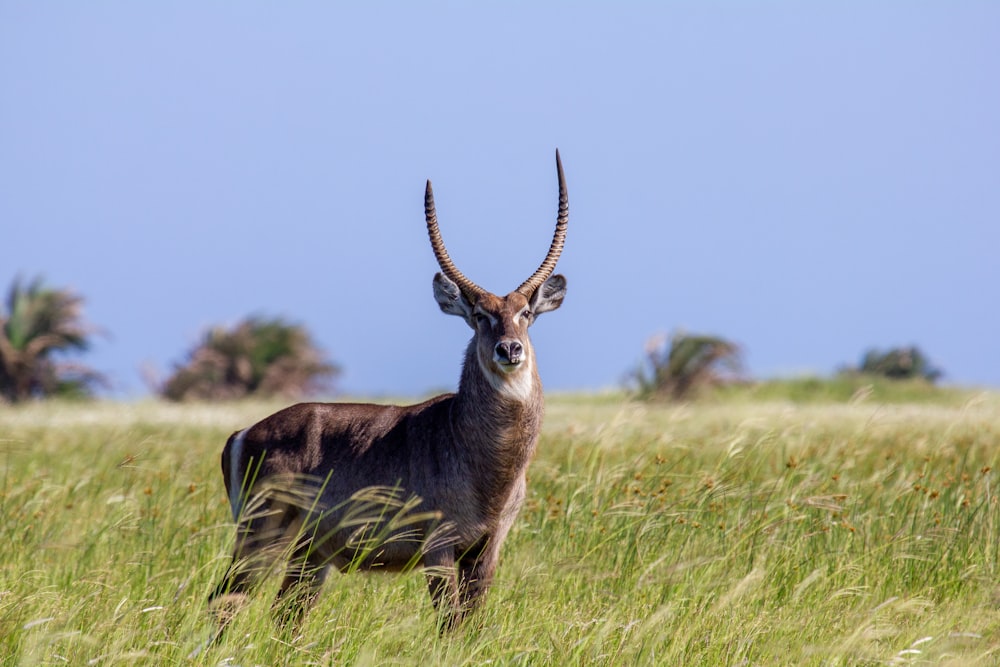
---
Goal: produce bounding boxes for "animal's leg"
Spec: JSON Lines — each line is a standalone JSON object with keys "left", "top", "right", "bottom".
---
{"left": 423, "top": 548, "right": 460, "bottom": 632}
{"left": 207, "top": 504, "right": 297, "bottom": 637}
{"left": 271, "top": 542, "right": 329, "bottom": 630}
{"left": 456, "top": 535, "right": 498, "bottom": 620}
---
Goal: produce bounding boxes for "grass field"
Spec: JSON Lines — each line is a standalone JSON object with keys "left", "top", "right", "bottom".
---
{"left": 2, "top": 386, "right": 999, "bottom": 665}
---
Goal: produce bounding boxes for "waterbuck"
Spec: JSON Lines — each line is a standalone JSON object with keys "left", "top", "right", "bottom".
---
{"left": 208, "top": 151, "right": 569, "bottom": 633}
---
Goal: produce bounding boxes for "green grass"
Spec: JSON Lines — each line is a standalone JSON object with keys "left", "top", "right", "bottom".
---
{"left": 696, "top": 375, "right": 978, "bottom": 405}
{"left": 2, "top": 390, "right": 999, "bottom": 665}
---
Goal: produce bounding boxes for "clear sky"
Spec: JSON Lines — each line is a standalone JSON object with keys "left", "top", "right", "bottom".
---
{"left": 2, "top": 3, "right": 998, "bottom": 397}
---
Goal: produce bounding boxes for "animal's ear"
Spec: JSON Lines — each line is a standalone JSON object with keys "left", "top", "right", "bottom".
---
{"left": 529, "top": 274, "right": 567, "bottom": 317}
{"left": 433, "top": 272, "right": 475, "bottom": 325}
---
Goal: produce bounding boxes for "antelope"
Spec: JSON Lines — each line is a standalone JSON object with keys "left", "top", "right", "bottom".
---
{"left": 208, "top": 150, "right": 568, "bottom": 633}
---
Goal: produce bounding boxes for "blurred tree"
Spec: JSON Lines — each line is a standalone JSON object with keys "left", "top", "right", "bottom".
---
{"left": 631, "top": 331, "right": 744, "bottom": 400}
{"left": 853, "top": 346, "right": 942, "bottom": 383}
{"left": 0, "top": 276, "right": 106, "bottom": 402}
{"left": 160, "top": 316, "right": 341, "bottom": 401}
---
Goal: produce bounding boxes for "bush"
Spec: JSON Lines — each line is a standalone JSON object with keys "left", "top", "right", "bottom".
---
{"left": 849, "top": 346, "right": 943, "bottom": 383}
{"left": 160, "top": 316, "right": 340, "bottom": 401}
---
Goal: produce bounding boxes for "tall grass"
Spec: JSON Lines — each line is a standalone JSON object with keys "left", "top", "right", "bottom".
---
{"left": 1, "top": 391, "right": 998, "bottom": 665}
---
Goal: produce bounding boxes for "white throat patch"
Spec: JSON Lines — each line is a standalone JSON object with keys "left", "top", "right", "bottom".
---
{"left": 478, "top": 353, "right": 536, "bottom": 402}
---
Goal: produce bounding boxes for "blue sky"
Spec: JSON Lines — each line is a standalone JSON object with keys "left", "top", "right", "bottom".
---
{"left": 2, "top": 3, "right": 998, "bottom": 397}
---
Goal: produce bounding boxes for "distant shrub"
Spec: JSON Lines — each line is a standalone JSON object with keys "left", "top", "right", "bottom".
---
{"left": 160, "top": 316, "right": 340, "bottom": 401}
{"left": 630, "top": 331, "right": 744, "bottom": 400}
{"left": 848, "top": 346, "right": 943, "bottom": 383}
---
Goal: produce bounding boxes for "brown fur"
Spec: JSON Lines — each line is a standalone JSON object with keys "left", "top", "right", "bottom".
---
{"left": 208, "top": 279, "right": 565, "bottom": 633}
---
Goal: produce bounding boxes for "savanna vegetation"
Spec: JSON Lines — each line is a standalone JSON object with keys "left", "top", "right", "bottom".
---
{"left": 0, "top": 276, "right": 948, "bottom": 406}
{"left": 2, "top": 385, "right": 998, "bottom": 665}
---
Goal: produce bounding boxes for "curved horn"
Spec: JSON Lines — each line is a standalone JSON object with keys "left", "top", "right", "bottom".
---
{"left": 516, "top": 149, "right": 568, "bottom": 296}
{"left": 425, "top": 179, "right": 486, "bottom": 300}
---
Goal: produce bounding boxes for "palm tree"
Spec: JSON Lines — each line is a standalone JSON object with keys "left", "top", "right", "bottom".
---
{"left": 633, "top": 331, "right": 744, "bottom": 400}
{"left": 0, "top": 276, "right": 106, "bottom": 402}
{"left": 160, "top": 316, "right": 341, "bottom": 401}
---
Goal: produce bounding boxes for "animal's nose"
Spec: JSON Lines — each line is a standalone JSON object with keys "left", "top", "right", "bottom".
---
{"left": 495, "top": 341, "right": 523, "bottom": 364}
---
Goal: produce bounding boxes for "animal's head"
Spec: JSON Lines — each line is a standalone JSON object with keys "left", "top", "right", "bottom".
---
{"left": 426, "top": 150, "right": 568, "bottom": 389}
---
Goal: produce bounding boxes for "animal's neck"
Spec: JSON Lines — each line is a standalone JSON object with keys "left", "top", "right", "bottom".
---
{"left": 453, "top": 340, "right": 544, "bottom": 458}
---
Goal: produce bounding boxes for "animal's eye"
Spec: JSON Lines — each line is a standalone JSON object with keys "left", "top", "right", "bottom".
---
{"left": 521, "top": 309, "right": 533, "bottom": 321}
{"left": 474, "top": 313, "right": 490, "bottom": 325}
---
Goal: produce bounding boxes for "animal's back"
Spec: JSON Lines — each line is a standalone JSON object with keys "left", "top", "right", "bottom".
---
{"left": 224, "top": 398, "right": 455, "bottom": 514}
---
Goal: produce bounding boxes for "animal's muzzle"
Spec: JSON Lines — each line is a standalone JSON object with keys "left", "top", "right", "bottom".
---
{"left": 495, "top": 340, "right": 524, "bottom": 365}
